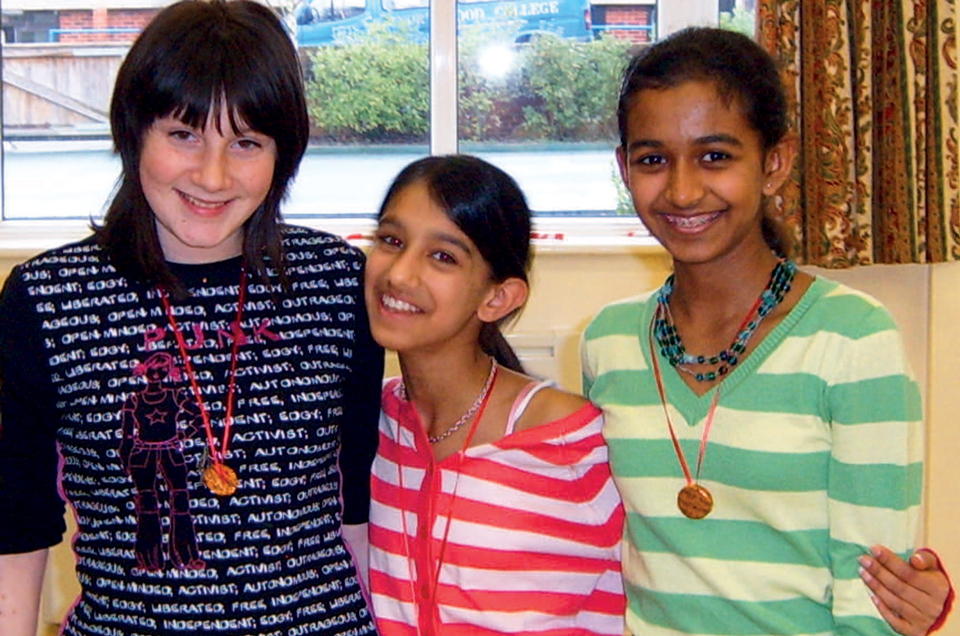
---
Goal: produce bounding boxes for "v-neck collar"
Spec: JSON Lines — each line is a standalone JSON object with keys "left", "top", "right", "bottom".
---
{"left": 640, "top": 276, "right": 828, "bottom": 426}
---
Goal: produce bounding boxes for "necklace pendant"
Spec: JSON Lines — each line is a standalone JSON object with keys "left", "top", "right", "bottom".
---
{"left": 203, "top": 463, "right": 238, "bottom": 496}
{"left": 677, "top": 483, "right": 713, "bottom": 519}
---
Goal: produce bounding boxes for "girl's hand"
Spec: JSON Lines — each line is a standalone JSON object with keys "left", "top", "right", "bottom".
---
{"left": 859, "top": 545, "right": 954, "bottom": 636}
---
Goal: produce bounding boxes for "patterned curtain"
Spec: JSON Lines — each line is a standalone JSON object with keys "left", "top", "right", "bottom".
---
{"left": 756, "top": 0, "right": 960, "bottom": 266}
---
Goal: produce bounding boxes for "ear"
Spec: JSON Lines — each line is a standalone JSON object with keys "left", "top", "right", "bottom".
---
{"left": 477, "top": 277, "right": 529, "bottom": 324}
{"left": 616, "top": 146, "right": 630, "bottom": 187}
{"left": 762, "top": 133, "right": 798, "bottom": 196}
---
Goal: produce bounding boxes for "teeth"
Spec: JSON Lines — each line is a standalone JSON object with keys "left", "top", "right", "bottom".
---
{"left": 182, "top": 192, "right": 226, "bottom": 208}
{"left": 382, "top": 294, "right": 420, "bottom": 313}
{"left": 665, "top": 212, "right": 720, "bottom": 229}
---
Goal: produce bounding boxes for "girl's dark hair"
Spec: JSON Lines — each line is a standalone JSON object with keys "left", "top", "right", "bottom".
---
{"left": 378, "top": 155, "right": 532, "bottom": 373}
{"left": 617, "top": 27, "right": 793, "bottom": 257}
{"left": 618, "top": 27, "right": 788, "bottom": 151}
{"left": 95, "top": 0, "right": 309, "bottom": 295}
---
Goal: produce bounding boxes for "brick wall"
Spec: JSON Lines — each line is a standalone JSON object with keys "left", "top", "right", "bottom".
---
{"left": 57, "top": 9, "right": 157, "bottom": 43}
{"left": 593, "top": 5, "right": 654, "bottom": 43}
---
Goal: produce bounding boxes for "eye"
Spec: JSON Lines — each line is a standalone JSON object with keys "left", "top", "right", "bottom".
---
{"left": 168, "top": 128, "right": 198, "bottom": 142}
{"left": 373, "top": 231, "right": 402, "bottom": 250}
{"left": 234, "top": 137, "right": 264, "bottom": 151}
{"left": 702, "top": 150, "right": 732, "bottom": 164}
{"left": 632, "top": 153, "right": 666, "bottom": 170}
{"left": 430, "top": 250, "right": 458, "bottom": 265}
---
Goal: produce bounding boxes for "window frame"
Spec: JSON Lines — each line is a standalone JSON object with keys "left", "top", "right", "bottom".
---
{"left": 0, "top": 0, "right": 651, "bottom": 253}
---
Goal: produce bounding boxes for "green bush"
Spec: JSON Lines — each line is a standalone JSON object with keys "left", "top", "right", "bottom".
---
{"left": 720, "top": 6, "right": 756, "bottom": 38}
{"left": 457, "top": 21, "right": 528, "bottom": 141}
{"left": 304, "top": 19, "right": 429, "bottom": 142}
{"left": 302, "top": 24, "right": 632, "bottom": 143}
{"left": 520, "top": 34, "right": 630, "bottom": 141}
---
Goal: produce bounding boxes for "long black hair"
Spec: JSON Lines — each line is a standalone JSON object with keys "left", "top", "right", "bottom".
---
{"left": 95, "top": 0, "right": 309, "bottom": 295}
{"left": 617, "top": 27, "right": 794, "bottom": 257}
{"left": 378, "top": 155, "right": 533, "bottom": 373}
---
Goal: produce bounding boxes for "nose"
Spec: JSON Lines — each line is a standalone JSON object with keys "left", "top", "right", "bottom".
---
{"left": 192, "top": 144, "right": 231, "bottom": 192}
{"left": 384, "top": 247, "right": 420, "bottom": 289}
{"left": 665, "top": 161, "right": 705, "bottom": 208}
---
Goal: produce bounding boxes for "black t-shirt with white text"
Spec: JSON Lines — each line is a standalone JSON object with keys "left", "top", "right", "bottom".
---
{"left": 0, "top": 227, "right": 382, "bottom": 636}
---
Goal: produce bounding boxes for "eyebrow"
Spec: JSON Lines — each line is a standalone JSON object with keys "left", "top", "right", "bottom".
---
{"left": 626, "top": 133, "right": 744, "bottom": 153}
{"left": 377, "top": 217, "right": 475, "bottom": 255}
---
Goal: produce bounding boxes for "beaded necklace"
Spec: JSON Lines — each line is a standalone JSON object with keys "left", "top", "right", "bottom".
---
{"left": 654, "top": 259, "right": 797, "bottom": 382}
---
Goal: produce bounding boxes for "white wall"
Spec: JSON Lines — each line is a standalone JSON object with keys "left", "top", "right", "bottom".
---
{"left": 657, "top": 0, "right": 720, "bottom": 36}
{"left": 1, "top": 246, "right": 957, "bottom": 636}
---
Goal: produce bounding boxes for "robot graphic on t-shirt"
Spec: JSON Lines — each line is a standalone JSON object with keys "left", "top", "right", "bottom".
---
{"left": 120, "top": 351, "right": 205, "bottom": 571}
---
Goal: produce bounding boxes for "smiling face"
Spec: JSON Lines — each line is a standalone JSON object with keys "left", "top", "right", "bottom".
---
{"left": 139, "top": 106, "right": 277, "bottom": 264}
{"left": 364, "top": 181, "right": 504, "bottom": 357}
{"left": 617, "top": 79, "right": 794, "bottom": 268}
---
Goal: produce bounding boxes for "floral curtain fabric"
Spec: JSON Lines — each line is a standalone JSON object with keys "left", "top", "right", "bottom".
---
{"left": 756, "top": 0, "right": 959, "bottom": 266}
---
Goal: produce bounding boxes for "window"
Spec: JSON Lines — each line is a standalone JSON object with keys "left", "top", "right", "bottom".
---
{"left": 455, "top": 0, "right": 631, "bottom": 217}
{"left": 0, "top": 0, "right": 754, "bottom": 239}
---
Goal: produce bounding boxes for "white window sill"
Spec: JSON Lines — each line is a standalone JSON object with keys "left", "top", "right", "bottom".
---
{"left": 0, "top": 216, "right": 662, "bottom": 262}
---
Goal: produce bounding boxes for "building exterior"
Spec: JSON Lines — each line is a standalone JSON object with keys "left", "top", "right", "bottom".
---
{"left": 1, "top": 0, "right": 692, "bottom": 45}
{"left": 591, "top": 0, "right": 655, "bottom": 43}
{"left": 2, "top": 0, "right": 167, "bottom": 42}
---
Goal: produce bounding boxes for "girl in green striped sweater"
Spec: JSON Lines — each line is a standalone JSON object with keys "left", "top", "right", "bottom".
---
{"left": 581, "top": 26, "right": 952, "bottom": 636}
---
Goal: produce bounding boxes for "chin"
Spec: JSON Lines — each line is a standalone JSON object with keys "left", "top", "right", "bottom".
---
{"left": 368, "top": 323, "right": 404, "bottom": 352}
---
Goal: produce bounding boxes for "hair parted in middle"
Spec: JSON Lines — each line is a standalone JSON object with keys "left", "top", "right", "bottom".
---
{"left": 616, "top": 26, "right": 795, "bottom": 257}
{"left": 96, "top": 0, "right": 309, "bottom": 294}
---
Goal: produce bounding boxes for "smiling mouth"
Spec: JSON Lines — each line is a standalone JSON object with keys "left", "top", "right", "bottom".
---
{"left": 663, "top": 211, "right": 722, "bottom": 230}
{"left": 179, "top": 191, "right": 230, "bottom": 209}
{"left": 381, "top": 294, "right": 422, "bottom": 313}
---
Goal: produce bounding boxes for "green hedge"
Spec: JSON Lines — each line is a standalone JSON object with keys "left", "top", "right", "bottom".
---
{"left": 304, "top": 22, "right": 632, "bottom": 144}
{"left": 304, "top": 20, "right": 430, "bottom": 142}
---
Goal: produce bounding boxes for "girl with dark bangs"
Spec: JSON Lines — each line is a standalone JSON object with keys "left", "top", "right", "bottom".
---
{"left": 99, "top": 0, "right": 309, "bottom": 297}
{"left": 0, "top": 2, "right": 382, "bottom": 635}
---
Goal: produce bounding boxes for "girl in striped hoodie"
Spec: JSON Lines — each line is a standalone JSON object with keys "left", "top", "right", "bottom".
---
{"left": 363, "top": 155, "right": 626, "bottom": 636}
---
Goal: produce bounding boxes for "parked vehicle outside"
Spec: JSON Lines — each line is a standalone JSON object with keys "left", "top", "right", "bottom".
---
{"left": 294, "top": 0, "right": 593, "bottom": 47}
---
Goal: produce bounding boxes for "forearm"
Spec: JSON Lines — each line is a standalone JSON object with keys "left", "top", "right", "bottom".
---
{"left": 0, "top": 548, "right": 49, "bottom": 636}
{"left": 342, "top": 523, "right": 369, "bottom": 589}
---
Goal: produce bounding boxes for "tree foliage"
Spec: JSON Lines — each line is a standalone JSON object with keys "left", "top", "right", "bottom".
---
{"left": 305, "top": 18, "right": 430, "bottom": 142}
{"left": 303, "top": 25, "right": 632, "bottom": 144}
{"left": 720, "top": 6, "right": 756, "bottom": 38}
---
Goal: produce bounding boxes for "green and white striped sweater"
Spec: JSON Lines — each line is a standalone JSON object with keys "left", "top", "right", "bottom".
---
{"left": 581, "top": 276, "right": 923, "bottom": 636}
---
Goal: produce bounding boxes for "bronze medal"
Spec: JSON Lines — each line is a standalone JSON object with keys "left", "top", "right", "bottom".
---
{"left": 677, "top": 483, "right": 713, "bottom": 519}
{"left": 160, "top": 270, "right": 247, "bottom": 501}
{"left": 203, "top": 463, "right": 238, "bottom": 496}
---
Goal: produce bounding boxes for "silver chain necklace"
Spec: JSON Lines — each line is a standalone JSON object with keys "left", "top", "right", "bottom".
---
{"left": 401, "top": 359, "right": 499, "bottom": 444}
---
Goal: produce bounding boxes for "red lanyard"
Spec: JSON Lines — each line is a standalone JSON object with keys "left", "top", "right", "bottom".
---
{"left": 396, "top": 365, "right": 499, "bottom": 636}
{"left": 648, "top": 311, "right": 719, "bottom": 519}
{"left": 158, "top": 268, "right": 247, "bottom": 472}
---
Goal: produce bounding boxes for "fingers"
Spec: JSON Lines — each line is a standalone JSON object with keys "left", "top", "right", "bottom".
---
{"left": 910, "top": 550, "right": 939, "bottom": 572}
{"left": 859, "top": 545, "right": 950, "bottom": 636}
{"left": 860, "top": 556, "right": 926, "bottom": 635}
{"left": 868, "top": 591, "right": 923, "bottom": 636}
{"left": 869, "top": 545, "right": 920, "bottom": 585}
{"left": 860, "top": 547, "right": 919, "bottom": 603}
{"left": 875, "top": 546, "right": 952, "bottom": 602}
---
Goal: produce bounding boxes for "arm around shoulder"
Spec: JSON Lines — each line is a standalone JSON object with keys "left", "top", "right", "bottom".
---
{"left": 0, "top": 548, "right": 49, "bottom": 636}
